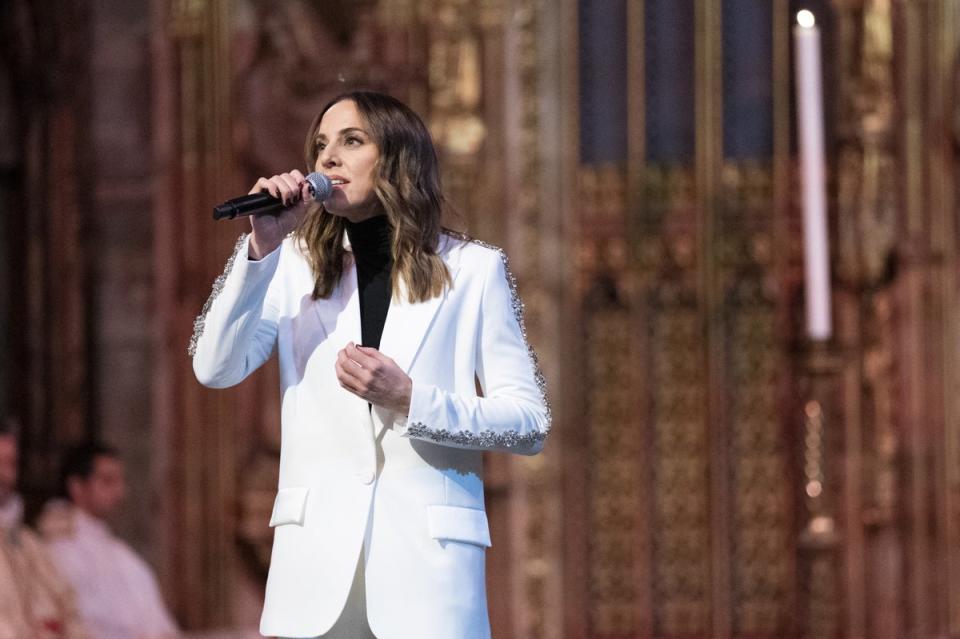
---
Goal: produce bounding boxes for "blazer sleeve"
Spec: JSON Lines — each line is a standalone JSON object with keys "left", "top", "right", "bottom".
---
{"left": 395, "top": 247, "right": 551, "bottom": 455}
{"left": 190, "top": 233, "right": 283, "bottom": 388}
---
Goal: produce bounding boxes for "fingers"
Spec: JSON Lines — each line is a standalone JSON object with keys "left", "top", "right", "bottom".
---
{"left": 249, "top": 177, "right": 277, "bottom": 197}
{"left": 345, "top": 342, "right": 382, "bottom": 370}
{"left": 337, "top": 346, "right": 366, "bottom": 375}
{"left": 248, "top": 172, "right": 308, "bottom": 205}
{"left": 276, "top": 173, "right": 302, "bottom": 204}
{"left": 335, "top": 343, "right": 389, "bottom": 397}
{"left": 334, "top": 344, "right": 409, "bottom": 412}
{"left": 289, "top": 169, "right": 313, "bottom": 201}
{"left": 335, "top": 355, "right": 365, "bottom": 394}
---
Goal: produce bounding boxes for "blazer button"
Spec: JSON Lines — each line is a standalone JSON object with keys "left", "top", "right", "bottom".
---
{"left": 358, "top": 470, "right": 375, "bottom": 485}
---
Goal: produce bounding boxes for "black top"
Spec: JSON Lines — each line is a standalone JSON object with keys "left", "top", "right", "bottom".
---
{"left": 344, "top": 215, "right": 393, "bottom": 350}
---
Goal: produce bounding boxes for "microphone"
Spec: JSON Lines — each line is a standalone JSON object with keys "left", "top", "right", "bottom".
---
{"left": 212, "top": 172, "right": 333, "bottom": 221}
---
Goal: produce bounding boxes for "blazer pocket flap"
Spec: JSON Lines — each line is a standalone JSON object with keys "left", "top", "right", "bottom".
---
{"left": 269, "top": 486, "right": 310, "bottom": 527}
{"left": 427, "top": 505, "right": 492, "bottom": 548}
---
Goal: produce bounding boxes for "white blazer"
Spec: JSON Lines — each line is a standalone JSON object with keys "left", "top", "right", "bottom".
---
{"left": 190, "top": 231, "right": 551, "bottom": 639}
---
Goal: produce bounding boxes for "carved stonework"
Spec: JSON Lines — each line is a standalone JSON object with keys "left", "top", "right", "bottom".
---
{"left": 579, "top": 164, "right": 643, "bottom": 637}
{"left": 720, "top": 163, "right": 792, "bottom": 636}
{"left": 648, "top": 279, "right": 712, "bottom": 636}
{"left": 585, "top": 304, "right": 643, "bottom": 636}
{"left": 638, "top": 164, "right": 697, "bottom": 229}
{"left": 726, "top": 285, "right": 790, "bottom": 634}
{"left": 629, "top": 153, "right": 795, "bottom": 639}
{"left": 833, "top": 1, "right": 903, "bottom": 636}
{"left": 861, "top": 291, "right": 898, "bottom": 526}
{"left": 380, "top": 0, "right": 503, "bottom": 27}
{"left": 836, "top": 0, "right": 900, "bottom": 536}
{"left": 852, "top": 60, "right": 899, "bottom": 627}
{"left": 1, "top": 0, "right": 90, "bottom": 515}
{"left": 419, "top": 0, "right": 504, "bottom": 229}
{"left": 577, "top": 166, "right": 629, "bottom": 301}
{"left": 507, "top": 2, "right": 561, "bottom": 637}
{"left": 835, "top": 0, "right": 897, "bottom": 287}
{"left": 231, "top": 0, "right": 410, "bottom": 178}
{"left": 632, "top": 161, "right": 715, "bottom": 637}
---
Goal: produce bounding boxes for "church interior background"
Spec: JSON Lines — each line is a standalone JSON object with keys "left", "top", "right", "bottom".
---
{"left": 2, "top": 0, "right": 960, "bottom": 637}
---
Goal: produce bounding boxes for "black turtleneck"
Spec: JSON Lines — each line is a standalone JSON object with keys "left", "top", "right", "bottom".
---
{"left": 344, "top": 215, "right": 393, "bottom": 350}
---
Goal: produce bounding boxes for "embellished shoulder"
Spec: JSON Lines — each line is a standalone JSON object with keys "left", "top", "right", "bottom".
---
{"left": 438, "top": 229, "right": 508, "bottom": 269}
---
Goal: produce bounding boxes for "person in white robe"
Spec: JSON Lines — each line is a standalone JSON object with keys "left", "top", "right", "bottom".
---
{"left": 39, "top": 442, "right": 179, "bottom": 639}
{"left": 0, "top": 419, "right": 89, "bottom": 639}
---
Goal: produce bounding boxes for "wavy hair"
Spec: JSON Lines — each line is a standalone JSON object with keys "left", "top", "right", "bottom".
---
{"left": 295, "top": 91, "right": 452, "bottom": 302}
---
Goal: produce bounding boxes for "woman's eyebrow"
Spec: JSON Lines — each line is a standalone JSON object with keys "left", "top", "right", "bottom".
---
{"left": 315, "top": 127, "right": 367, "bottom": 142}
{"left": 338, "top": 127, "right": 367, "bottom": 137}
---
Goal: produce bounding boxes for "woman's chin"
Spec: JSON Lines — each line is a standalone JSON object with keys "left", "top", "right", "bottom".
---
{"left": 326, "top": 203, "right": 386, "bottom": 223}
{"left": 323, "top": 203, "right": 356, "bottom": 219}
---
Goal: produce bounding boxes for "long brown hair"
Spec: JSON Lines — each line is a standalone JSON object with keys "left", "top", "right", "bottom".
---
{"left": 296, "top": 91, "right": 452, "bottom": 302}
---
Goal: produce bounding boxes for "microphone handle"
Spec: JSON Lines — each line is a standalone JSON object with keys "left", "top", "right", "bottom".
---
{"left": 212, "top": 191, "right": 293, "bottom": 221}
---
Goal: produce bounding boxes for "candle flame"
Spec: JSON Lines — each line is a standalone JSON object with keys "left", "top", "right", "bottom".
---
{"left": 797, "top": 10, "right": 816, "bottom": 28}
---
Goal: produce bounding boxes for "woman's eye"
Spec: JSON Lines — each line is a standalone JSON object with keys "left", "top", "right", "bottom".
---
{"left": 316, "top": 142, "right": 326, "bottom": 152}
{"left": 345, "top": 136, "right": 362, "bottom": 146}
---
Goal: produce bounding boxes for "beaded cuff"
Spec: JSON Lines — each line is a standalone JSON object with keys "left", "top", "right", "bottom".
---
{"left": 405, "top": 422, "right": 548, "bottom": 450}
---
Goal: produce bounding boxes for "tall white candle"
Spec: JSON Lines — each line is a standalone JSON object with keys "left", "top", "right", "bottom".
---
{"left": 794, "top": 10, "right": 832, "bottom": 340}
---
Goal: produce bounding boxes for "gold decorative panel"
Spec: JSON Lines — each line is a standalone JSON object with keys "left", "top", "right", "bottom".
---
{"left": 723, "top": 237, "right": 791, "bottom": 635}
{"left": 634, "top": 162, "right": 715, "bottom": 638}
{"left": 648, "top": 282, "right": 713, "bottom": 636}
{"left": 585, "top": 305, "right": 644, "bottom": 636}
{"left": 717, "top": 157, "right": 795, "bottom": 637}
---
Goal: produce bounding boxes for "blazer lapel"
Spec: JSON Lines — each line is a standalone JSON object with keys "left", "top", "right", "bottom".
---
{"left": 379, "top": 284, "right": 444, "bottom": 375}
{"left": 311, "top": 255, "right": 369, "bottom": 426}
{"left": 379, "top": 238, "right": 462, "bottom": 373}
{"left": 311, "top": 254, "right": 362, "bottom": 346}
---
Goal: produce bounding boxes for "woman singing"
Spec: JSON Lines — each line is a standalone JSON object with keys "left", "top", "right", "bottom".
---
{"left": 190, "top": 91, "right": 550, "bottom": 639}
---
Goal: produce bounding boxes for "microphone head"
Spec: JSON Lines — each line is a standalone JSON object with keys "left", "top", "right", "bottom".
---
{"left": 305, "top": 172, "right": 333, "bottom": 201}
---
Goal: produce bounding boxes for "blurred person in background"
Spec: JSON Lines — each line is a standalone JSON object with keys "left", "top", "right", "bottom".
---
{"left": 0, "top": 418, "right": 89, "bottom": 639}
{"left": 39, "top": 442, "right": 179, "bottom": 639}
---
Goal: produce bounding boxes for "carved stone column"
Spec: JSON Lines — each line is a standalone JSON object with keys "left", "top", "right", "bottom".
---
{"left": 832, "top": 0, "right": 901, "bottom": 637}
{"left": 0, "top": 0, "right": 91, "bottom": 505}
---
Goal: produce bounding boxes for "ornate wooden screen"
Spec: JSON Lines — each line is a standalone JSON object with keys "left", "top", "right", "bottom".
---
{"left": 148, "top": 0, "right": 960, "bottom": 636}
{"left": 564, "top": 1, "right": 960, "bottom": 638}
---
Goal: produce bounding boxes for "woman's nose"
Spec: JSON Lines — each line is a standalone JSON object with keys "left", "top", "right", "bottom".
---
{"left": 318, "top": 146, "right": 340, "bottom": 168}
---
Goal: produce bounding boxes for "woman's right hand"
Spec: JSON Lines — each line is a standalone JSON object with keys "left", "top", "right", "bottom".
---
{"left": 247, "top": 169, "right": 314, "bottom": 260}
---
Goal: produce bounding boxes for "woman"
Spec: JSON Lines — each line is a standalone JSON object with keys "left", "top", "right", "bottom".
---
{"left": 191, "top": 91, "right": 550, "bottom": 639}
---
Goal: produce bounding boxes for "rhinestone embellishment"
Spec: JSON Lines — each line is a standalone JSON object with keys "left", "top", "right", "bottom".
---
{"left": 187, "top": 233, "right": 248, "bottom": 357}
{"left": 405, "top": 236, "right": 552, "bottom": 449}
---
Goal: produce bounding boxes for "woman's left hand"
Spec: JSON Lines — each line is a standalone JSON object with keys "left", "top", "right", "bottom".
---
{"left": 335, "top": 342, "right": 413, "bottom": 414}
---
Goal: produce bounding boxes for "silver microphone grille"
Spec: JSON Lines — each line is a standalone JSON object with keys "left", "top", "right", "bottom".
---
{"left": 305, "top": 172, "right": 333, "bottom": 201}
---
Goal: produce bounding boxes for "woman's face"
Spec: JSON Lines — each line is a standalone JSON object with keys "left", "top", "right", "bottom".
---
{"left": 313, "top": 99, "right": 383, "bottom": 222}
